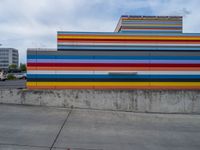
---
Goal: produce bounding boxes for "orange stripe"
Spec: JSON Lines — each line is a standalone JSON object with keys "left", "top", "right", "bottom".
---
{"left": 56, "top": 86, "right": 94, "bottom": 89}
{"left": 94, "top": 86, "right": 151, "bottom": 89}
{"left": 94, "top": 86, "right": 200, "bottom": 90}
{"left": 27, "top": 86, "right": 94, "bottom": 89}
{"left": 95, "top": 86, "right": 200, "bottom": 90}
{"left": 27, "top": 86, "right": 56, "bottom": 89}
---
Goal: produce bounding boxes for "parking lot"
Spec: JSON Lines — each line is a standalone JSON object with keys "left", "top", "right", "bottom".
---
{"left": 0, "top": 104, "right": 200, "bottom": 150}
{"left": 0, "top": 80, "right": 26, "bottom": 89}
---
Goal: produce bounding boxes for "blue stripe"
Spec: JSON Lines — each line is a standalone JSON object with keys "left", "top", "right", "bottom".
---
{"left": 27, "top": 55, "right": 93, "bottom": 59}
{"left": 27, "top": 74, "right": 200, "bottom": 79}
{"left": 27, "top": 59, "right": 200, "bottom": 64}
{"left": 27, "top": 55, "right": 200, "bottom": 60}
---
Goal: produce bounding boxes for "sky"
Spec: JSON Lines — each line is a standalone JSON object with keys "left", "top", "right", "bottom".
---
{"left": 0, "top": 0, "right": 200, "bottom": 63}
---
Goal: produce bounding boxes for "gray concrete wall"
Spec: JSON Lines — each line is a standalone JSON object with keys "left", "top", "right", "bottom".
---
{"left": 0, "top": 89, "right": 200, "bottom": 113}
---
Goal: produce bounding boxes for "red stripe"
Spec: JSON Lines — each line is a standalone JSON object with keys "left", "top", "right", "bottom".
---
{"left": 27, "top": 63, "right": 200, "bottom": 67}
{"left": 57, "top": 39, "right": 200, "bottom": 42}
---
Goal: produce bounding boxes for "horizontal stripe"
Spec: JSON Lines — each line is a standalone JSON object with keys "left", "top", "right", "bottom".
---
{"left": 58, "top": 42, "right": 200, "bottom": 45}
{"left": 120, "top": 28, "right": 182, "bottom": 31}
{"left": 57, "top": 45, "right": 200, "bottom": 51}
{"left": 27, "top": 67, "right": 200, "bottom": 71}
{"left": 27, "top": 63, "right": 200, "bottom": 67}
{"left": 120, "top": 27, "right": 182, "bottom": 29}
{"left": 57, "top": 42, "right": 200, "bottom": 46}
{"left": 27, "top": 50, "right": 200, "bottom": 57}
{"left": 27, "top": 78, "right": 152, "bottom": 82}
{"left": 119, "top": 24, "right": 182, "bottom": 27}
{"left": 27, "top": 86, "right": 94, "bottom": 89}
{"left": 57, "top": 40, "right": 200, "bottom": 44}
{"left": 27, "top": 86, "right": 200, "bottom": 90}
{"left": 57, "top": 31, "right": 200, "bottom": 36}
{"left": 57, "top": 39, "right": 200, "bottom": 43}
{"left": 121, "top": 21, "right": 182, "bottom": 24}
{"left": 27, "top": 82, "right": 150, "bottom": 86}
{"left": 57, "top": 35, "right": 200, "bottom": 40}
{"left": 27, "top": 74, "right": 200, "bottom": 79}
{"left": 121, "top": 26, "right": 182, "bottom": 29}
{"left": 27, "top": 71, "right": 200, "bottom": 75}
{"left": 120, "top": 30, "right": 181, "bottom": 33}
{"left": 27, "top": 78, "right": 200, "bottom": 82}
{"left": 27, "top": 59, "right": 200, "bottom": 64}
{"left": 26, "top": 82, "right": 200, "bottom": 87}
{"left": 27, "top": 55, "right": 200, "bottom": 60}
{"left": 120, "top": 28, "right": 182, "bottom": 30}
{"left": 57, "top": 40, "right": 200, "bottom": 45}
{"left": 121, "top": 25, "right": 182, "bottom": 28}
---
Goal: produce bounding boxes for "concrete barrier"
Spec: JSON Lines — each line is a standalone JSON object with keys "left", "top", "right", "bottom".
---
{"left": 0, "top": 89, "right": 200, "bottom": 113}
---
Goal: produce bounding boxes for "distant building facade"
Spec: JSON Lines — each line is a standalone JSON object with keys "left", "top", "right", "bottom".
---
{"left": 0, "top": 48, "right": 19, "bottom": 70}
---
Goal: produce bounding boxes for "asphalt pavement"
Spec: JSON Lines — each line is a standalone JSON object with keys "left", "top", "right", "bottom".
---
{"left": 0, "top": 80, "right": 26, "bottom": 89}
{"left": 0, "top": 104, "right": 200, "bottom": 150}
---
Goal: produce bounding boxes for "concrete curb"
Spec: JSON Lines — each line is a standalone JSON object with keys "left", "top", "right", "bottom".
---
{"left": 0, "top": 89, "right": 200, "bottom": 113}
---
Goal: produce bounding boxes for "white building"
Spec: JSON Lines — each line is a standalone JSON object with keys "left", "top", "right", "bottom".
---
{"left": 0, "top": 48, "right": 19, "bottom": 70}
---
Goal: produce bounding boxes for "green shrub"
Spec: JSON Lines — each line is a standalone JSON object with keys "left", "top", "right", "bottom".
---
{"left": 7, "top": 74, "right": 16, "bottom": 80}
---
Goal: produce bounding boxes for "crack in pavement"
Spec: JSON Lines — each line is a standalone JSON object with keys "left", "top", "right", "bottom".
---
{"left": 50, "top": 108, "right": 73, "bottom": 150}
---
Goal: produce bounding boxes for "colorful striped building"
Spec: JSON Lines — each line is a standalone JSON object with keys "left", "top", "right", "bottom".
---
{"left": 27, "top": 15, "right": 200, "bottom": 89}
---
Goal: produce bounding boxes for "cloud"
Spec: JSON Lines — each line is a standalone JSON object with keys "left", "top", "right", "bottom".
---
{"left": 0, "top": 0, "right": 200, "bottom": 63}
{"left": 148, "top": 0, "right": 200, "bottom": 32}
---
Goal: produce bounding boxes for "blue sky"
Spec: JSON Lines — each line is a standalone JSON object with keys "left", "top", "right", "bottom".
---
{"left": 0, "top": 0, "right": 200, "bottom": 63}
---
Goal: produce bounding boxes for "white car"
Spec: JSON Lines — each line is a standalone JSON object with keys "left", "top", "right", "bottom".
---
{"left": 0, "top": 71, "right": 6, "bottom": 81}
{"left": 14, "top": 73, "right": 27, "bottom": 79}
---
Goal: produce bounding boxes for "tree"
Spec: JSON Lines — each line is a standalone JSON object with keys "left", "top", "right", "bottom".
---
{"left": 20, "top": 63, "right": 27, "bottom": 72}
{"left": 9, "top": 64, "right": 17, "bottom": 70}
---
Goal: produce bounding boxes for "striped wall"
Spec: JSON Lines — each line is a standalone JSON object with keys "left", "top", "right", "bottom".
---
{"left": 115, "top": 15, "right": 182, "bottom": 33}
{"left": 27, "top": 15, "right": 200, "bottom": 89}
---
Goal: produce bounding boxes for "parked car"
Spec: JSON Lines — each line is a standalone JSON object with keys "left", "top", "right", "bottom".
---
{"left": 0, "top": 71, "right": 6, "bottom": 81}
{"left": 14, "top": 73, "right": 27, "bottom": 79}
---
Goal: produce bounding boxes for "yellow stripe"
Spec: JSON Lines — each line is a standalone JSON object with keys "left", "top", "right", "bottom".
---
{"left": 27, "top": 82, "right": 149, "bottom": 86}
{"left": 58, "top": 35, "right": 200, "bottom": 40}
{"left": 27, "top": 82, "right": 200, "bottom": 87}
{"left": 150, "top": 82, "right": 200, "bottom": 86}
{"left": 27, "top": 82, "right": 36, "bottom": 86}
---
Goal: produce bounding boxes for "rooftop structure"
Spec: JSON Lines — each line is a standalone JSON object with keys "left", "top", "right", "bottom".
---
{"left": 114, "top": 15, "right": 183, "bottom": 33}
